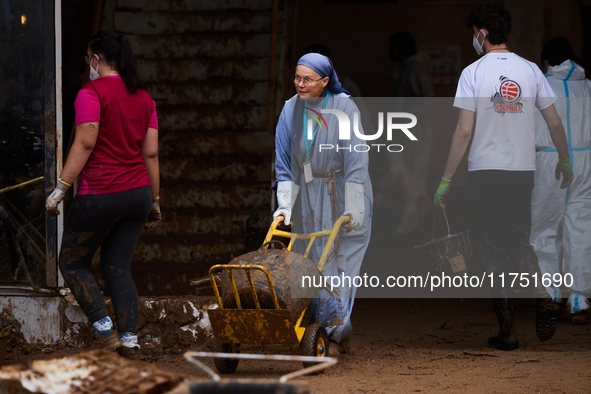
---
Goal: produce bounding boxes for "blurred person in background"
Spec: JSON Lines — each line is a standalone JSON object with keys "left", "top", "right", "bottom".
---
{"left": 303, "top": 44, "right": 362, "bottom": 97}
{"left": 388, "top": 32, "right": 434, "bottom": 235}
{"left": 531, "top": 37, "right": 591, "bottom": 324}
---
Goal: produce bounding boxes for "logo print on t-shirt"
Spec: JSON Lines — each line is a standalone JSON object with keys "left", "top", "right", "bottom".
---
{"left": 490, "top": 76, "right": 523, "bottom": 114}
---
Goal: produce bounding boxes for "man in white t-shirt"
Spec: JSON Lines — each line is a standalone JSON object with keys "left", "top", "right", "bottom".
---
{"left": 433, "top": 4, "right": 573, "bottom": 351}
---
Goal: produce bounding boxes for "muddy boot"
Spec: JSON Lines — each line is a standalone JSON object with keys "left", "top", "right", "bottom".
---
{"left": 92, "top": 316, "right": 122, "bottom": 351}
{"left": 567, "top": 293, "right": 589, "bottom": 326}
{"left": 94, "top": 330, "right": 122, "bottom": 351}
{"left": 571, "top": 312, "right": 587, "bottom": 325}
{"left": 328, "top": 340, "right": 340, "bottom": 357}
{"left": 488, "top": 298, "right": 519, "bottom": 351}
{"left": 548, "top": 301, "right": 563, "bottom": 318}
{"left": 118, "top": 332, "right": 140, "bottom": 360}
{"left": 535, "top": 298, "right": 558, "bottom": 341}
{"left": 339, "top": 337, "right": 351, "bottom": 354}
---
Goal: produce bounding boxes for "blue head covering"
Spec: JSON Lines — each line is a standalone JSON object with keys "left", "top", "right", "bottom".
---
{"left": 297, "top": 53, "right": 350, "bottom": 95}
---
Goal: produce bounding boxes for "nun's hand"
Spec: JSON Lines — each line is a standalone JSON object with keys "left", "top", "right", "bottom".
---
{"left": 342, "top": 182, "right": 364, "bottom": 233}
{"left": 274, "top": 181, "right": 300, "bottom": 225}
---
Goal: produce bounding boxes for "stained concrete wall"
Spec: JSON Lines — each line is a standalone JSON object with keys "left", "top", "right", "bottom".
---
{"left": 86, "top": 0, "right": 281, "bottom": 295}
{"left": 0, "top": 294, "right": 87, "bottom": 345}
{"left": 0, "top": 293, "right": 216, "bottom": 346}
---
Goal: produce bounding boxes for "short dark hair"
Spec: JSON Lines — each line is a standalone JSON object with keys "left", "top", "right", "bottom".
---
{"left": 465, "top": 3, "right": 512, "bottom": 45}
{"left": 388, "top": 32, "right": 417, "bottom": 57}
{"left": 541, "top": 37, "right": 573, "bottom": 66}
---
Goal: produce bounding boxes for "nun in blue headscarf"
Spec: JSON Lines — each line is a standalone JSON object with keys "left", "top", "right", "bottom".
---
{"left": 273, "top": 53, "right": 373, "bottom": 356}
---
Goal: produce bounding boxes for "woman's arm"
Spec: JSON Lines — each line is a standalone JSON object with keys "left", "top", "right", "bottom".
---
{"left": 60, "top": 122, "right": 99, "bottom": 184}
{"left": 142, "top": 127, "right": 159, "bottom": 199}
{"left": 46, "top": 121, "right": 98, "bottom": 215}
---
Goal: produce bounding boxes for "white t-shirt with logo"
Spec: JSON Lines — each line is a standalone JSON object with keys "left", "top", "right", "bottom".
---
{"left": 454, "top": 53, "right": 556, "bottom": 171}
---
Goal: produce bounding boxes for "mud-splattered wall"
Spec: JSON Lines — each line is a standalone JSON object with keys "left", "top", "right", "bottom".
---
{"left": 87, "top": 0, "right": 282, "bottom": 295}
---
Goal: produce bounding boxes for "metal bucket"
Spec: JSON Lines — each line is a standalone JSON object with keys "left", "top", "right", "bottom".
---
{"left": 221, "top": 241, "right": 322, "bottom": 323}
{"left": 415, "top": 210, "right": 475, "bottom": 276}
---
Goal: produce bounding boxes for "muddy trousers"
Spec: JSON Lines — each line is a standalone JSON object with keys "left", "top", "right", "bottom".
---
{"left": 468, "top": 170, "right": 547, "bottom": 299}
{"left": 59, "top": 187, "right": 151, "bottom": 334}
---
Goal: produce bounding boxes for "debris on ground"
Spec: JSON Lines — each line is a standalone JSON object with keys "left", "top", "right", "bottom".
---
{"left": 0, "top": 350, "right": 185, "bottom": 394}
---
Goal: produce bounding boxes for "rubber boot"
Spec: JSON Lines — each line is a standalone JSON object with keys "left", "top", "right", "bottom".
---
{"left": 568, "top": 293, "right": 589, "bottom": 325}
{"left": 488, "top": 298, "right": 519, "bottom": 351}
{"left": 328, "top": 340, "right": 340, "bottom": 357}
{"left": 536, "top": 297, "right": 558, "bottom": 341}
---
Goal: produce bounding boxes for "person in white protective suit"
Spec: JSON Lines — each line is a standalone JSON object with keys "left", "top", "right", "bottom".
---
{"left": 531, "top": 37, "right": 591, "bottom": 325}
{"left": 388, "top": 32, "right": 434, "bottom": 235}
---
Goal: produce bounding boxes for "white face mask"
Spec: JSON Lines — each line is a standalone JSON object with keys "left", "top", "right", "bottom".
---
{"left": 472, "top": 30, "right": 485, "bottom": 56}
{"left": 89, "top": 56, "right": 100, "bottom": 81}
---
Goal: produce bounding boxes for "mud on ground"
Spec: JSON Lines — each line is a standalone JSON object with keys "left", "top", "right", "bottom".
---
{"left": 4, "top": 298, "right": 591, "bottom": 393}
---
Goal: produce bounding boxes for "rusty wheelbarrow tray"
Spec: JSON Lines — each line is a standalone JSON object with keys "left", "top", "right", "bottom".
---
{"left": 206, "top": 215, "right": 350, "bottom": 374}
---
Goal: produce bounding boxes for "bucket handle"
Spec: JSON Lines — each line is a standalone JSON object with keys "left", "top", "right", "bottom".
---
{"left": 432, "top": 209, "right": 452, "bottom": 240}
{"left": 260, "top": 240, "right": 286, "bottom": 250}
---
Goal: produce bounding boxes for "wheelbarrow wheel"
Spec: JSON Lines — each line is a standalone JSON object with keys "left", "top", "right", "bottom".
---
{"left": 213, "top": 341, "right": 239, "bottom": 374}
{"left": 301, "top": 323, "right": 328, "bottom": 370}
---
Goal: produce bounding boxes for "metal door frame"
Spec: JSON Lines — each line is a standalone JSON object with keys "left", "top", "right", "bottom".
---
{"left": 42, "top": 0, "right": 63, "bottom": 289}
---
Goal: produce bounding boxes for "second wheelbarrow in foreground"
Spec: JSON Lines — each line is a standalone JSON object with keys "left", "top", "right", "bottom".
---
{"left": 206, "top": 215, "right": 350, "bottom": 374}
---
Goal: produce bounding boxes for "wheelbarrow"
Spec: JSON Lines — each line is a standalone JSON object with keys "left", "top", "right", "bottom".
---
{"left": 206, "top": 214, "right": 350, "bottom": 374}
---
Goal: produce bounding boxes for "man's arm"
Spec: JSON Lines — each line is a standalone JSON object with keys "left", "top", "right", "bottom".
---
{"left": 540, "top": 104, "right": 573, "bottom": 188}
{"left": 433, "top": 109, "right": 474, "bottom": 208}
{"left": 443, "top": 109, "right": 475, "bottom": 180}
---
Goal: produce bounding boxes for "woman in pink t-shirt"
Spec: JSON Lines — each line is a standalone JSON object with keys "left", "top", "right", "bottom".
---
{"left": 45, "top": 30, "right": 160, "bottom": 358}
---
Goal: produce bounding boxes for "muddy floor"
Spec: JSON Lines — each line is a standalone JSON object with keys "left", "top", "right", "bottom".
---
{"left": 5, "top": 297, "right": 591, "bottom": 393}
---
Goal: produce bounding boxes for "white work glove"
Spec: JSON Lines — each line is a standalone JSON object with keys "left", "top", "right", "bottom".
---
{"left": 45, "top": 179, "right": 70, "bottom": 216}
{"left": 342, "top": 182, "right": 365, "bottom": 233}
{"left": 273, "top": 181, "right": 300, "bottom": 225}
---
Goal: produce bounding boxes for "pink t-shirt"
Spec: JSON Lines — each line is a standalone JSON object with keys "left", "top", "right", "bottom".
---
{"left": 75, "top": 77, "right": 158, "bottom": 127}
{"left": 73, "top": 76, "right": 158, "bottom": 195}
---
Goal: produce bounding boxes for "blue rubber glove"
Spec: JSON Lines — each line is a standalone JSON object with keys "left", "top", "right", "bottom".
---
{"left": 555, "top": 158, "right": 573, "bottom": 189}
{"left": 434, "top": 178, "right": 451, "bottom": 209}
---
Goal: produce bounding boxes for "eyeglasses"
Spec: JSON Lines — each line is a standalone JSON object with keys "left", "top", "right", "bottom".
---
{"left": 294, "top": 75, "right": 325, "bottom": 87}
{"left": 84, "top": 54, "right": 101, "bottom": 65}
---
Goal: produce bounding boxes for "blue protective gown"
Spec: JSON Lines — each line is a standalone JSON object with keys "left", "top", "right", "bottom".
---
{"left": 275, "top": 90, "right": 373, "bottom": 342}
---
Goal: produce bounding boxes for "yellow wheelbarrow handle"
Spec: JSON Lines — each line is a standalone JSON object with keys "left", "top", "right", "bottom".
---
{"left": 264, "top": 214, "right": 350, "bottom": 271}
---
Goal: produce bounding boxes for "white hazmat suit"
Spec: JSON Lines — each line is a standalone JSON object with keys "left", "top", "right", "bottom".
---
{"left": 531, "top": 60, "right": 591, "bottom": 315}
